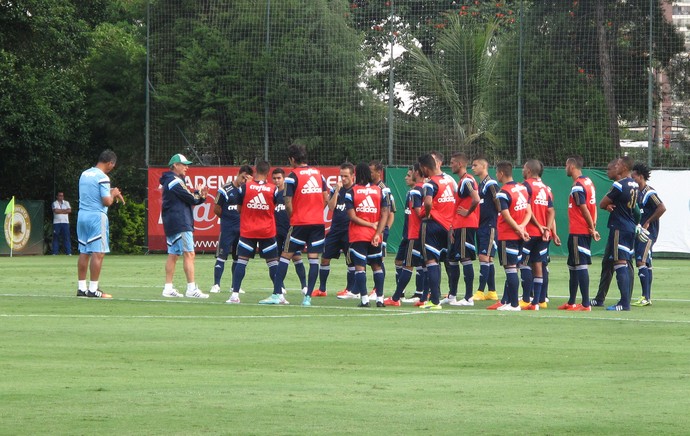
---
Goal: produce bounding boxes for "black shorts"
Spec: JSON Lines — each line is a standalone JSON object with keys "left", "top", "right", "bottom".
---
{"left": 237, "top": 237, "right": 279, "bottom": 259}
{"left": 348, "top": 241, "right": 383, "bottom": 267}
{"left": 285, "top": 225, "right": 325, "bottom": 254}
{"left": 567, "top": 234, "right": 592, "bottom": 266}
{"left": 322, "top": 229, "right": 349, "bottom": 260}
{"left": 497, "top": 240, "right": 522, "bottom": 266}
{"left": 449, "top": 228, "right": 477, "bottom": 261}
{"left": 521, "top": 236, "right": 549, "bottom": 264}
{"left": 216, "top": 227, "right": 239, "bottom": 261}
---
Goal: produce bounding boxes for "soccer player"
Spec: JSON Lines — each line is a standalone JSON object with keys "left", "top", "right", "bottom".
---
{"left": 316, "top": 162, "right": 355, "bottom": 298}
{"left": 559, "top": 155, "right": 600, "bottom": 312}
{"left": 76, "top": 149, "right": 124, "bottom": 298}
{"left": 209, "top": 165, "right": 253, "bottom": 294}
{"left": 631, "top": 162, "right": 666, "bottom": 306}
{"left": 489, "top": 161, "right": 531, "bottom": 311}
{"left": 160, "top": 153, "right": 209, "bottom": 298}
{"left": 260, "top": 143, "right": 329, "bottom": 306}
{"left": 599, "top": 156, "right": 638, "bottom": 311}
{"left": 385, "top": 164, "right": 425, "bottom": 306}
{"left": 520, "top": 159, "right": 555, "bottom": 311}
{"left": 232, "top": 161, "right": 283, "bottom": 304}
{"left": 368, "top": 160, "right": 396, "bottom": 299}
{"left": 443, "top": 152, "right": 480, "bottom": 306}
{"left": 471, "top": 157, "right": 500, "bottom": 302}
{"left": 345, "top": 162, "right": 390, "bottom": 307}
{"left": 418, "top": 153, "right": 457, "bottom": 309}
{"left": 272, "top": 168, "right": 308, "bottom": 295}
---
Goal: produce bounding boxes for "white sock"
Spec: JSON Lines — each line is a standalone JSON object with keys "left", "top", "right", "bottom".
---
{"left": 88, "top": 281, "right": 99, "bottom": 292}
{"left": 362, "top": 295, "right": 369, "bottom": 304}
{"left": 232, "top": 291, "right": 239, "bottom": 299}
{"left": 78, "top": 280, "right": 87, "bottom": 291}
{"left": 377, "top": 296, "right": 384, "bottom": 303}
{"left": 164, "top": 283, "right": 173, "bottom": 291}
{"left": 186, "top": 282, "right": 196, "bottom": 292}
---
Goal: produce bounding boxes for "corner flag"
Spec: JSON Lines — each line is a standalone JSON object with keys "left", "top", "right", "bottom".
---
{"left": 4, "top": 196, "right": 15, "bottom": 255}
{"left": 4, "top": 196, "right": 14, "bottom": 216}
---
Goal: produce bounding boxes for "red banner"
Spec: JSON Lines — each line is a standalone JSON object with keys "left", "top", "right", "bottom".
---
{"left": 148, "top": 166, "right": 342, "bottom": 252}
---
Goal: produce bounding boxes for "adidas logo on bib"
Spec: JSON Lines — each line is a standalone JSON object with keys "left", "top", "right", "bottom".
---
{"left": 301, "top": 176, "right": 322, "bottom": 194}
{"left": 438, "top": 186, "right": 455, "bottom": 203}
{"left": 247, "top": 192, "right": 270, "bottom": 210}
{"left": 356, "top": 195, "right": 378, "bottom": 213}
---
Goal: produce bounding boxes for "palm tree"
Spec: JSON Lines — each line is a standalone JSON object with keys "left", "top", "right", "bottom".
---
{"left": 406, "top": 14, "right": 500, "bottom": 149}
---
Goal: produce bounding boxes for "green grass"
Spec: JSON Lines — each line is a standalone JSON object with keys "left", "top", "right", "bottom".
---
{"left": 1, "top": 254, "right": 690, "bottom": 435}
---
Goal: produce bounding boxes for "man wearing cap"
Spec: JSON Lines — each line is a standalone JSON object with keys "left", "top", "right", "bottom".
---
{"left": 160, "top": 153, "right": 210, "bottom": 298}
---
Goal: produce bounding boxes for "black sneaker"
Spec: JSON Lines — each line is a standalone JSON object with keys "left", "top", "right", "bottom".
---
{"left": 358, "top": 301, "right": 370, "bottom": 307}
{"left": 76, "top": 289, "right": 87, "bottom": 297}
{"left": 590, "top": 299, "right": 604, "bottom": 307}
{"left": 86, "top": 289, "right": 113, "bottom": 299}
{"left": 376, "top": 301, "right": 385, "bottom": 307}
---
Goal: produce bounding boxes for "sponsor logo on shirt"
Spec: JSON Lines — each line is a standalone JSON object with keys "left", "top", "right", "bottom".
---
{"left": 301, "top": 176, "right": 323, "bottom": 194}
{"left": 534, "top": 188, "right": 549, "bottom": 206}
{"left": 247, "top": 193, "right": 270, "bottom": 210}
{"left": 356, "top": 195, "right": 378, "bottom": 214}
{"left": 438, "top": 186, "right": 456, "bottom": 203}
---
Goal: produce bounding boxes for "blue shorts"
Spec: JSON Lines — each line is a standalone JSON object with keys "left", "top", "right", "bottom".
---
{"left": 237, "top": 237, "right": 279, "bottom": 259}
{"left": 521, "top": 236, "right": 549, "bottom": 264}
{"left": 607, "top": 229, "right": 635, "bottom": 262}
{"left": 397, "top": 238, "right": 422, "bottom": 267}
{"left": 497, "top": 240, "right": 522, "bottom": 266}
{"left": 476, "top": 226, "right": 497, "bottom": 257}
{"left": 216, "top": 227, "right": 239, "bottom": 261}
{"left": 567, "top": 234, "right": 592, "bottom": 266}
{"left": 77, "top": 211, "right": 110, "bottom": 254}
{"left": 322, "top": 229, "right": 349, "bottom": 260}
{"left": 286, "top": 225, "right": 325, "bottom": 254}
{"left": 167, "top": 231, "right": 194, "bottom": 255}
{"left": 348, "top": 241, "right": 383, "bottom": 267}
{"left": 449, "top": 228, "right": 477, "bottom": 261}
{"left": 421, "top": 220, "right": 449, "bottom": 262}
{"left": 277, "top": 234, "right": 301, "bottom": 256}
{"left": 635, "top": 237, "right": 653, "bottom": 266}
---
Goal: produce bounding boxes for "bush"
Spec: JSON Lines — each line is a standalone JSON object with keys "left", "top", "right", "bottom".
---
{"left": 109, "top": 200, "right": 146, "bottom": 254}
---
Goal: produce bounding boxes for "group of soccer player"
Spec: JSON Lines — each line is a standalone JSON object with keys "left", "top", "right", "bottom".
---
{"left": 190, "top": 142, "right": 665, "bottom": 311}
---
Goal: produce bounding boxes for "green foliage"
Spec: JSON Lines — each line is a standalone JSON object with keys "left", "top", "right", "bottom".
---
{"left": 108, "top": 200, "right": 145, "bottom": 253}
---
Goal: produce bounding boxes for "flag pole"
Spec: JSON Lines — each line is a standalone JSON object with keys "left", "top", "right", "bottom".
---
{"left": 5, "top": 196, "right": 15, "bottom": 257}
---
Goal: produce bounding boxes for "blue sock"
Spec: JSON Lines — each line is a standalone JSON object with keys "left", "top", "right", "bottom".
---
{"left": 488, "top": 263, "right": 496, "bottom": 291}
{"left": 427, "top": 263, "right": 441, "bottom": 304}
{"left": 354, "top": 270, "right": 367, "bottom": 296}
{"left": 506, "top": 267, "right": 519, "bottom": 307}
{"left": 462, "top": 261, "right": 474, "bottom": 300}
{"left": 213, "top": 258, "right": 226, "bottom": 286}
{"left": 615, "top": 264, "right": 631, "bottom": 308}
{"left": 267, "top": 260, "right": 278, "bottom": 284}
{"left": 415, "top": 267, "right": 424, "bottom": 294}
{"left": 501, "top": 280, "right": 508, "bottom": 304}
{"left": 294, "top": 259, "right": 307, "bottom": 288}
{"left": 576, "top": 267, "right": 590, "bottom": 306}
{"left": 647, "top": 267, "right": 653, "bottom": 300}
{"left": 373, "top": 269, "right": 385, "bottom": 298}
{"left": 446, "top": 262, "right": 460, "bottom": 297}
{"left": 478, "top": 262, "right": 490, "bottom": 292}
{"left": 346, "top": 266, "right": 355, "bottom": 291}
{"left": 393, "top": 268, "right": 413, "bottom": 300}
{"left": 541, "top": 263, "right": 550, "bottom": 301}
{"left": 307, "top": 258, "right": 319, "bottom": 296}
{"left": 568, "top": 268, "right": 578, "bottom": 305}
{"left": 531, "top": 277, "right": 543, "bottom": 305}
{"left": 318, "top": 264, "right": 330, "bottom": 291}
{"left": 273, "top": 258, "right": 290, "bottom": 294}
{"left": 395, "top": 264, "right": 402, "bottom": 286}
{"left": 231, "top": 259, "right": 248, "bottom": 293}
{"left": 638, "top": 266, "right": 649, "bottom": 300}
{"left": 520, "top": 266, "right": 533, "bottom": 303}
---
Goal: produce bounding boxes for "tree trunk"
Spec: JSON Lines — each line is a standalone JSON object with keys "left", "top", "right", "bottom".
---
{"left": 596, "top": 1, "right": 621, "bottom": 155}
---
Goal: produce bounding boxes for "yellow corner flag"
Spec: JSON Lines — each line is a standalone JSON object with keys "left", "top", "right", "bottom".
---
{"left": 4, "top": 196, "right": 14, "bottom": 216}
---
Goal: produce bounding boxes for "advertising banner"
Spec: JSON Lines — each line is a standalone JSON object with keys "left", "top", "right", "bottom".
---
{"left": 148, "top": 166, "right": 342, "bottom": 252}
{"left": 1, "top": 200, "right": 45, "bottom": 256}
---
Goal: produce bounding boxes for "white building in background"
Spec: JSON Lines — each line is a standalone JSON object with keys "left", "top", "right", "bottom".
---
{"left": 671, "top": 2, "right": 690, "bottom": 50}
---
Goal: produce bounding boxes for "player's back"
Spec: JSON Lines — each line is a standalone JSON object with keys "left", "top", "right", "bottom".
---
{"left": 607, "top": 177, "right": 637, "bottom": 233}
{"left": 79, "top": 167, "right": 109, "bottom": 214}
{"left": 240, "top": 180, "right": 276, "bottom": 239}
{"left": 478, "top": 176, "right": 499, "bottom": 228}
{"left": 287, "top": 166, "right": 326, "bottom": 226}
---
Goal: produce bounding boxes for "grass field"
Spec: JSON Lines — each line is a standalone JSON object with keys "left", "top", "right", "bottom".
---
{"left": 1, "top": 254, "right": 690, "bottom": 435}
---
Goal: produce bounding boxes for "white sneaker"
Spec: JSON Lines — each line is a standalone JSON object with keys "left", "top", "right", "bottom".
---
{"left": 450, "top": 298, "right": 474, "bottom": 306}
{"left": 337, "top": 291, "right": 359, "bottom": 300}
{"left": 162, "top": 288, "right": 184, "bottom": 298}
{"left": 401, "top": 296, "right": 420, "bottom": 303}
{"left": 279, "top": 295, "right": 290, "bottom": 305}
{"left": 440, "top": 295, "right": 456, "bottom": 305}
{"left": 209, "top": 284, "right": 221, "bottom": 293}
{"left": 226, "top": 295, "right": 240, "bottom": 304}
{"left": 230, "top": 288, "right": 246, "bottom": 294}
{"left": 185, "top": 288, "right": 209, "bottom": 299}
{"left": 282, "top": 287, "right": 287, "bottom": 295}
{"left": 301, "top": 287, "right": 308, "bottom": 296}
{"left": 497, "top": 304, "right": 521, "bottom": 311}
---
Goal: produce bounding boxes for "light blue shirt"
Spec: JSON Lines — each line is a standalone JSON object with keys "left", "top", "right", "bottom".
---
{"left": 78, "top": 167, "right": 111, "bottom": 214}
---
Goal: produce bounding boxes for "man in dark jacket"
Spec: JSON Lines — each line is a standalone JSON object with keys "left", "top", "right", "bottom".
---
{"left": 160, "top": 153, "right": 209, "bottom": 298}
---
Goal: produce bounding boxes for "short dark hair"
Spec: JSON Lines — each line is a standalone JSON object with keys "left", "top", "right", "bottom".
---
{"left": 255, "top": 160, "right": 270, "bottom": 176}
{"left": 524, "top": 159, "right": 542, "bottom": 177}
{"left": 451, "top": 152, "right": 468, "bottom": 164}
{"left": 566, "top": 155, "right": 584, "bottom": 169}
{"left": 412, "top": 162, "right": 423, "bottom": 180}
{"left": 287, "top": 143, "right": 308, "bottom": 164}
{"left": 271, "top": 167, "right": 285, "bottom": 176}
{"left": 418, "top": 153, "right": 437, "bottom": 171}
{"left": 496, "top": 160, "right": 512, "bottom": 176}
{"left": 355, "top": 161, "right": 372, "bottom": 185}
{"left": 430, "top": 150, "right": 443, "bottom": 163}
{"left": 239, "top": 164, "right": 254, "bottom": 176}
{"left": 340, "top": 162, "right": 355, "bottom": 174}
{"left": 369, "top": 160, "right": 383, "bottom": 172}
{"left": 619, "top": 155, "right": 634, "bottom": 172}
{"left": 632, "top": 162, "right": 651, "bottom": 181}
{"left": 98, "top": 149, "right": 117, "bottom": 164}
